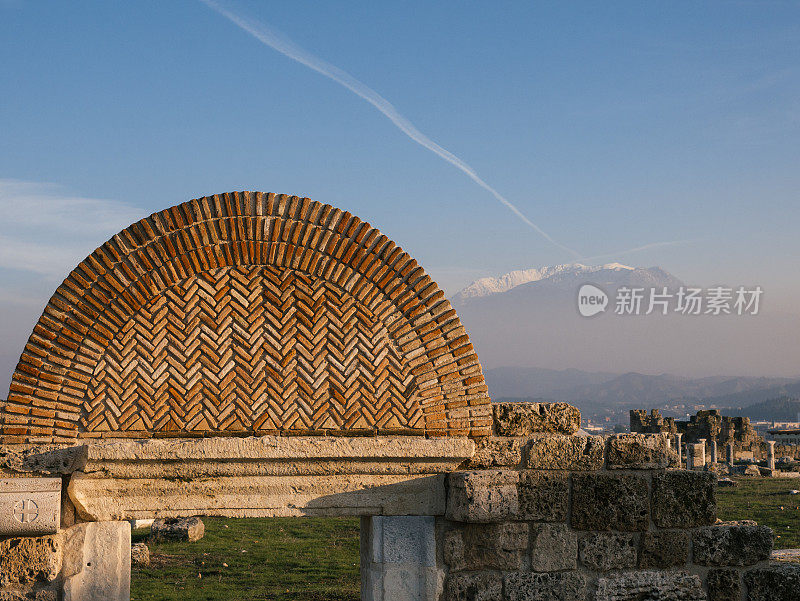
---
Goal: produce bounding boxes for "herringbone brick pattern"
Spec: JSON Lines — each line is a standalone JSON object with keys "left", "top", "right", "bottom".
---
{"left": 83, "top": 266, "right": 421, "bottom": 434}
{"left": 2, "top": 192, "right": 491, "bottom": 443}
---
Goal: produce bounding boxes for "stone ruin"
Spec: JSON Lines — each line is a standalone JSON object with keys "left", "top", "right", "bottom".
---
{"left": 632, "top": 408, "right": 800, "bottom": 469}
{"left": 631, "top": 409, "right": 761, "bottom": 451}
{"left": 0, "top": 192, "right": 797, "bottom": 600}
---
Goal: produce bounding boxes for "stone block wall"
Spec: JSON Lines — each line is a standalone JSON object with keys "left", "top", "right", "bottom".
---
{"left": 2, "top": 401, "right": 800, "bottom": 601}
{"left": 440, "top": 402, "right": 798, "bottom": 601}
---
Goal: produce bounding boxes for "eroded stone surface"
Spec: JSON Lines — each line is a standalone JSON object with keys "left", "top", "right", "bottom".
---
{"left": 444, "top": 522, "right": 528, "bottom": 571}
{"left": 69, "top": 472, "right": 447, "bottom": 520}
{"left": 692, "top": 524, "right": 773, "bottom": 566}
{"left": 579, "top": 532, "right": 637, "bottom": 571}
{"left": 652, "top": 471, "right": 716, "bottom": 528}
{"left": 62, "top": 521, "right": 131, "bottom": 601}
{"left": 572, "top": 473, "right": 649, "bottom": 531}
{"left": 0, "top": 591, "right": 57, "bottom": 601}
{"left": 79, "top": 436, "right": 474, "bottom": 478}
{"left": 493, "top": 402, "right": 580, "bottom": 436}
{"left": 464, "top": 438, "right": 524, "bottom": 469}
{"left": 446, "top": 471, "right": 519, "bottom": 523}
{"left": 744, "top": 563, "right": 800, "bottom": 601}
{"left": 130, "top": 542, "right": 150, "bottom": 567}
{"left": 151, "top": 517, "right": 204, "bottom": 542}
{"left": 0, "top": 535, "right": 61, "bottom": 586}
{"left": 706, "top": 569, "right": 740, "bottom": 601}
{"left": 518, "top": 471, "right": 568, "bottom": 521}
{"left": 595, "top": 571, "right": 705, "bottom": 601}
{"left": 530, "top": 523, "right": 577, "bottom": 572}
{"left": 0, "top": 446, "right": 87, "bottom": 475}
{"left": 524, "top": 435, "right": 604, "bottom": 471}
{"left": 639, "top": 530, "right": 689, "bottom": 568}
{"left": 503, "top": 571, "right": 586, "bottom": 601}
{"left": 606, "top": 433, "right": 675, "bottom": 469}
{"left": 443, "top": 571, "right": 502, "bottom": 601}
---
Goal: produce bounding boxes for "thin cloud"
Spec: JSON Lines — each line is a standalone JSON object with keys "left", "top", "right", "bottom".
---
{"left": 0, "top": 179, "right": 144, "bottom": 280}
{"left": 582, "top": 239, "right": 691, "bottom": 263}
{"left": 200, "top": 0, "right": 582, "bottom": 260}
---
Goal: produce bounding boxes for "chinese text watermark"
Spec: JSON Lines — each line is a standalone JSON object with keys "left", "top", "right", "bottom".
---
{"left": 578, "top": 284, "right": 762, "bottom": 317}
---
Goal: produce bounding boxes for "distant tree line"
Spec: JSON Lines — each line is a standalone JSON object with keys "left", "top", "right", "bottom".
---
{"left": 729, "top": 396, "right": 800, "bottom": 422}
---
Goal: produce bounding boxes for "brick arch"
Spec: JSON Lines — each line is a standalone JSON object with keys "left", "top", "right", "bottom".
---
{"left": 2, "top": 192, "right": 490, "bottom": 442}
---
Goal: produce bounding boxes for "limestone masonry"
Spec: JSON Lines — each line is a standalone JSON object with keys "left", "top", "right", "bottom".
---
{"left": 0, "top": 194, "right": 796, "bottom": 600}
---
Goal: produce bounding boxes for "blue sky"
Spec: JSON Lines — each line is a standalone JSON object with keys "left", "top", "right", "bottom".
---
{"left": 1, "top": 1, "right": 799, "bottom": 385}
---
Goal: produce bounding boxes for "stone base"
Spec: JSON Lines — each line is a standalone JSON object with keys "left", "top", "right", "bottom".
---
{"left": 62, "top": 521, "right": 130, "bottom": 601}
{"left": 361, "top": 516, "right": 442, "bottom": 601}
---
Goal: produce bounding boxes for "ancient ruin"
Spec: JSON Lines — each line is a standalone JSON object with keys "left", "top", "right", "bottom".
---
{"left": 0, "top": 193, "right": 797, "bottom": 600}
{"left": 631, "top": 409, "right": 761, "bottom": 451}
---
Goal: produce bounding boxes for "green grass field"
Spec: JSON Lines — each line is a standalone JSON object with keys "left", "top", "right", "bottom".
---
{"left": 716, "top": 477, "right": 800, "bottom": 549}
{"left": 131, "top": 517, "right": 360, "bottom": 601}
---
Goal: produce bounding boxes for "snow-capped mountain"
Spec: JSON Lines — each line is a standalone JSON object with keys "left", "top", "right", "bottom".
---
{"left": 450, "top": 262, "right": 800, "bottom": 380}
{"left": 452, "top": 262, "right": 679, "bottom": 305}
{"left": 453, "top": 263, "right": 632, "bottom": 301}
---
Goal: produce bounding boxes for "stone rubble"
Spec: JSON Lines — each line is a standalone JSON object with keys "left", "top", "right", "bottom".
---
{"left": 150, "top": 517, "right": 205, "bottom": 542}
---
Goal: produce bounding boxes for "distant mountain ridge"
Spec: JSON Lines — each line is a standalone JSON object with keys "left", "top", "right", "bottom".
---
{"left": 483, "top": 365, "right": 800, "bottom": 408}
{"left": 732, "top": 397, "right": 800, "bottom": 422}
{"left": 452, "top": 262, "right": 681, "bottom": 305}
{"left": 453, "top": 262, "right": 633, "bottom": 302}
{"left": 451, "top": 261, "right": 800, "bottom": 378}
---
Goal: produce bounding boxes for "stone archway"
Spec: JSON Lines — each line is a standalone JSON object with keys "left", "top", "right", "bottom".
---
{"left": 2, "top": 192, "right": 491, "bottom": 443}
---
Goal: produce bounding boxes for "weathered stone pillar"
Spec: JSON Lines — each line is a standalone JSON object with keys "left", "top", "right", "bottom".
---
{"left": 361, "top": 516, "right": 441, "bottom": 601}
{"left": 698, "top": 439, "right": 707, "bottom": 466}
{"left": 710, "top": 440, "right": 718, "bottom": 464}
{"left": 688, "top": 443, "right": 705, "bottom": 470}
{"left": 62, "top": 521, "right": 131, "bottom": 601}
{"left": 767, "top": 441, "right": 776, "bottom": 471}
{"left": 675, "top": 433, "right": 683, "bottom": 467}
{"left": 726, "top": 443, "right": 735, "bottom": 466}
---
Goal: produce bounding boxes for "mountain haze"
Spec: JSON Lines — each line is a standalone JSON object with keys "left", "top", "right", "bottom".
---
{"left": 453, "top": 263, "right": 800, "bottom": 378}
{"left": 484, "top": 365, "right": 800, "bottom": 406}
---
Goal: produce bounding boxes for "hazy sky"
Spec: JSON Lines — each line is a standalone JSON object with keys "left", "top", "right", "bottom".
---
{"left": 1, "top": 1, "right": 799, "bottom": 388}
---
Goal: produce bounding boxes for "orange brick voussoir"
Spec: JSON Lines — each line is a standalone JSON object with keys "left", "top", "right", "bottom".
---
{"left": 2, "top": 192, "right": 490, "bottom": 443}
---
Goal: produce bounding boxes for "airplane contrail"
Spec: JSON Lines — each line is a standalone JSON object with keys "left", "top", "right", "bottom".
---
{"left": 200, "top": 0, "right": 582, "bottom": 259}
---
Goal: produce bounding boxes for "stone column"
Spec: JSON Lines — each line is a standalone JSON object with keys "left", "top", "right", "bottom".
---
{"left": 726, "top": 443, "right": 735, "bottom": 466}
{"left": 63, "top": 521, "right": 131, "bottom": 601}
{"left": 675, "top": 433, "right": 683, "bottom": 468}
{"left": 361, "top": 516, "right": 441, "bottom": 601}
{"left": 767, "top": 441, "right": 776, "bottom": 471}
{"left": 698, "top": 439, "right": 707, "bottom": 466}
{"left": 710, "top": 440, "right": 718, "bottom": 464}
{"left": 688, "top": 443, "right": 705, "bottom": 470}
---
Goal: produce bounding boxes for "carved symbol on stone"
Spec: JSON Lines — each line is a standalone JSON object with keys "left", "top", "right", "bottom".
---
{"left": 13, "top": 499, "right": 39, "bottom": 523}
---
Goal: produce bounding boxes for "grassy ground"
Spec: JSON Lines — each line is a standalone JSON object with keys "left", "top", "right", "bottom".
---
{"left": 716, "top": 477, "right": 800, "bottom": 549}
{"left": 131, "top": 517, "right": 360, "bottom": 601}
